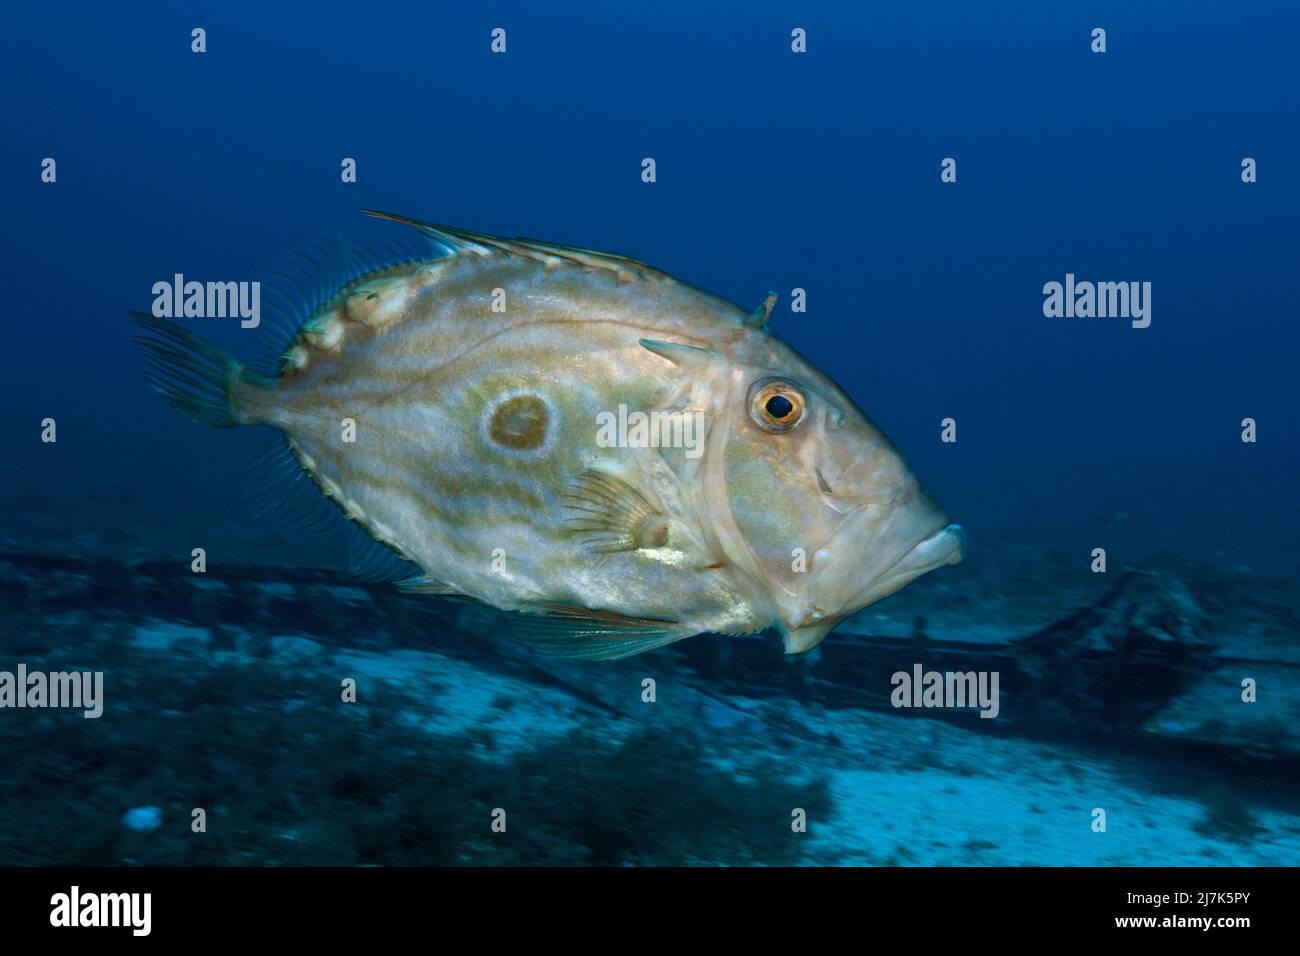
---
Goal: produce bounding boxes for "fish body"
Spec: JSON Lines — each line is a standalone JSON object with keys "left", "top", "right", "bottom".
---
{"left": 137, "top": 212, "right": 963, "bottom": 658}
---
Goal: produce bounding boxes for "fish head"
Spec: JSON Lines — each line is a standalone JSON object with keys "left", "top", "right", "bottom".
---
{"left": 712, "top": 337, "right": 964, "bottom": 654}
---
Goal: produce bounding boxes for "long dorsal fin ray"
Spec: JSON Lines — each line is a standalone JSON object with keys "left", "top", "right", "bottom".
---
{"left": 360, "top": 208, "right": 665, "bottom": 282}
{"left": 491, "top": 236, "right": 661, "bottom": 281}
{"left": 360, "top": 209, "right": 494, "bottom": 257}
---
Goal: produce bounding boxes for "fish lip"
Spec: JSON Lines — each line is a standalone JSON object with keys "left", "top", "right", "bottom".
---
{"left": 848, "top": 522, "right": 965, "bottom": 603}
{"left": 894, "top": 522, "right": 967, "bottom": 574}
{"left": 777, "top": 525, "right": 964, "bottom": 654}
{"left": 904, "top": 522, "right": 966, "bottom": 571}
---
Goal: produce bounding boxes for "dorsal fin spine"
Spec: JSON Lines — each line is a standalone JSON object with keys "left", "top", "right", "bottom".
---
{"left": 360, "top": 208, "right": 664, "bottom": 282}
{"left": 747, "top": 291, "right": 777, "bottom": 328}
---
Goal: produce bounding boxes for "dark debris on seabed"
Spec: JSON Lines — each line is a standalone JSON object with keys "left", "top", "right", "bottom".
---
{"left": 0, "top": 535, "right": 1298, "bottom": 866}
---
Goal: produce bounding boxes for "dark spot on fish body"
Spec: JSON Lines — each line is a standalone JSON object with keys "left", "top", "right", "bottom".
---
{"left": 489, "top": 394, "right": 549, "bottom": 451}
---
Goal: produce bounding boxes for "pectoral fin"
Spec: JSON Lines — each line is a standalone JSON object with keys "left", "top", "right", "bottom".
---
{"left": 562, "top": 469, "right": 670, "bottom": 555}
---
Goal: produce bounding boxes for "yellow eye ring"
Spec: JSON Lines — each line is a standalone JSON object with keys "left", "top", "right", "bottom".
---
{"left": 749, "top": 379, "right": 807, "bottom": 432}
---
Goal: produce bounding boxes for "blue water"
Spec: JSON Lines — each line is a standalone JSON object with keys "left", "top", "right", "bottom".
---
{"left": 1, "top": 2, "right": 1297, "bottom": 866}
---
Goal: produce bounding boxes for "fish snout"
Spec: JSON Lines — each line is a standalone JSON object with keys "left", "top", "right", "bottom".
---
{"left": 898, "top": 522, "right": 966, "bottom": 572}
{"left": 850, "top": 519, "right": 965, "bottom": 606}
{"left": 789, "top": 499, "right": 964, "bottom": 643}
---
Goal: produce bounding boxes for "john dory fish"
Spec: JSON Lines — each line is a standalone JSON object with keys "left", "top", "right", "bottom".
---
{"left": 136, "top": 211, "right": 964, "bottom": 659}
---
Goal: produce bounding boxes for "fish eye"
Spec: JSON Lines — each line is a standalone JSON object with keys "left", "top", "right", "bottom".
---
{"left": 749, "top": 378, "right": 807, "bottom": 432}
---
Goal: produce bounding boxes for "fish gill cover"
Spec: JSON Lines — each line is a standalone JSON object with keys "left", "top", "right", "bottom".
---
{"left": 0, "top": 0, "right": 1297, "bottom": 874}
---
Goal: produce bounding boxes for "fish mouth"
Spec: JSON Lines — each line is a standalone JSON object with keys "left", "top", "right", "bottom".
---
{"left": 780, "top": 525, "right": 965, "bottom": 655}
{"left": 846, "top": 522, "right": 966, "bottom": 609}
{"left": 894, "top": 523, "right": 966, "bottom": 575}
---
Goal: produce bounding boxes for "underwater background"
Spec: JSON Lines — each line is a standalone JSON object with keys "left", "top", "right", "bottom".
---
{"left": 1, "top": 1, "right": 1298, "bottom": 865}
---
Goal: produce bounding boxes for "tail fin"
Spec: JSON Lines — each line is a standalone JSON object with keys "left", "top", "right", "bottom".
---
{"left": 133, "top": 313, "right": 265, "bottom": 428}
